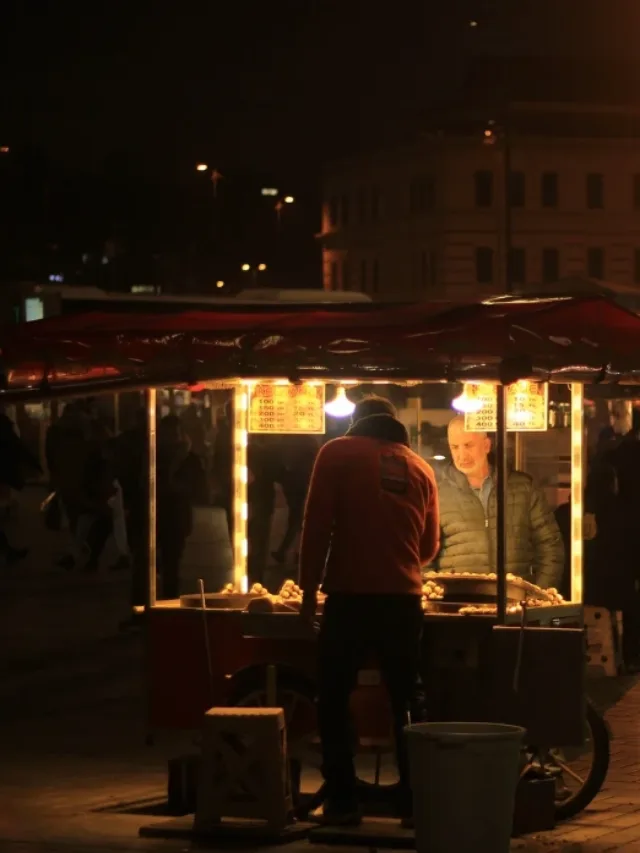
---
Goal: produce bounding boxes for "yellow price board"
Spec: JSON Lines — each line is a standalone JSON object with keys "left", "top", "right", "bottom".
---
{"left": 463, "top": 381, "right": 548, "bottom": 432}
{"left": 248, "top": 383, "right": 326, "bottom": 434}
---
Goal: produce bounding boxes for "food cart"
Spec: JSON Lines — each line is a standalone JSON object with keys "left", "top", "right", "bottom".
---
{"left": 3, "top": 293, "right": 637, "bottom": 822}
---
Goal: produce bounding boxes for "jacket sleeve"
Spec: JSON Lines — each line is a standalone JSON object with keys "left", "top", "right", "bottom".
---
{"left": 529, "top": 483, "right": 565, "bottom": 589}
{"left": 419, "top": 472, "right": 440, "bottom": 566}
{"left": 298, "top": 442, "right": 337, "bottom": 595}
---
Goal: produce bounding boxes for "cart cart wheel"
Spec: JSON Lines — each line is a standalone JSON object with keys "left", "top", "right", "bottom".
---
{"left": 529, "top": 700, "right": 610, "bottom": 822}
{"left": 228, "top": 668, "right": 321, "bottom": 769}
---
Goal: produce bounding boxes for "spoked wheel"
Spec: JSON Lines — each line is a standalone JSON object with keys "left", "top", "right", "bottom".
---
{"left": 228, "top": 670, "right": 321, "bottom": 769}
{"left": 525, "top": 700, "right": 610, "bottom": 821}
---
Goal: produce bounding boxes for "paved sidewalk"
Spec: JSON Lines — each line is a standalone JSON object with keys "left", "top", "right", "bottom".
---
{"left": 1, "top": 631, "right": 639, "bottom": 853}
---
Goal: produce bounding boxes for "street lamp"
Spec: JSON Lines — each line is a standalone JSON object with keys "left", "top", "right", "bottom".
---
{"left": 241, "top": 263, "right": 268, "bottom": 285}
{"left": 216, "top": 280, "right": 225, "bottom": 289}
{"left": 275, "top": 194, "right": 295, "bottom": 227}
{"left": 196, "top": 163, "right": 208, "bottom": 172}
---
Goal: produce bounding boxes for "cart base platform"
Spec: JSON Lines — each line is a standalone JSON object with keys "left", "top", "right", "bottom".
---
{"left": 139, "top": 815, "right": 313, "bottom": 845}
{"left": 309, "top": 818, "right": 414, "bottom": 849}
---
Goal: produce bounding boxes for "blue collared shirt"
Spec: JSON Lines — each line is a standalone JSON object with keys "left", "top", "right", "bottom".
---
{"left": 471, "top": 476, "right": 493, "bottom": 516}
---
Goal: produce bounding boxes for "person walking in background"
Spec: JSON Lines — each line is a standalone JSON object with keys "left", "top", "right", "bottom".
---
{"left": 211, "top": 398, "right": 233, "bottom": 541}
{"left": 0, "top": 413, "right": 42, "bottom": 564}
{"left": 299, "top": 396, "right": 440, "bottom": 826}
{"left": 45, "top": 403, "right": 92, "bottom": 570}
{"left": 271, "top": 435, "right": 319, "bottom": 566}
{"left": 156, "top": 415, "right": 208, "bottom": 599}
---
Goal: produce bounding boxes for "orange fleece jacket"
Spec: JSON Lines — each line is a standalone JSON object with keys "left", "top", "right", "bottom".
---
{"left": 299, "top": 435, "right": 440, "bottom": 596}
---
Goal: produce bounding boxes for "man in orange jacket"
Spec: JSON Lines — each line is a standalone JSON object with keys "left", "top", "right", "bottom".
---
{"left": 299, "top": 395, "right": 440, "bottom": 825}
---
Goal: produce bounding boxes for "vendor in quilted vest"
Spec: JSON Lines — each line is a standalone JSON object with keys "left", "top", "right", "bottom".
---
{"left": 435, "top": 415, "right": 564, "bottom": 590}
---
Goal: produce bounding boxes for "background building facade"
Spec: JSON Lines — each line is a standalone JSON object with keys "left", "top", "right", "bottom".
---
{"left": 320, "top": 107, "right": 640, "bottom": 300}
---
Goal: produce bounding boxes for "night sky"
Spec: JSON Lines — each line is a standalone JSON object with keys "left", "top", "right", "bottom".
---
{"left": 4, "top": 1, "right": 639, "bottom": 177}
{"left": 2, "top": 1, "right": 639, "bottom": 289}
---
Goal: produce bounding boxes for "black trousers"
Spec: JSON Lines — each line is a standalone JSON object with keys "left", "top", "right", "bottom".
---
{"left": 317, "top": 593, "right": 423, "bottom": 814}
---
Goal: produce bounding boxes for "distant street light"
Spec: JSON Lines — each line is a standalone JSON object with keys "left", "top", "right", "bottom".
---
{"left": 196, "top": 163, "right": 208, "bottom": 172}
{"left": 241, "top": 263, "right": 268, "bottom": 285}
{"left": 0, "top": 146, "right": 9, "bottom": 155}
{"left": 261, "top": 187, "right": 279, "bottom": 197}
{"left": 216, "top": 280, "right": 225, "bottom": 289}
{"left": 275, "top": 194, "right": 295, "bottom": 227}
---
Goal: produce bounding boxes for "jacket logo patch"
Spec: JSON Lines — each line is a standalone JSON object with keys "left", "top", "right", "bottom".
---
{"left": 380, "top": 452, "right": 408, "bottom": 494}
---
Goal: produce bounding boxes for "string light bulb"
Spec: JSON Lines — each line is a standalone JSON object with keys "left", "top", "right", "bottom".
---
{"left": 325, "top": 386, "right": 356, "bottom": 418}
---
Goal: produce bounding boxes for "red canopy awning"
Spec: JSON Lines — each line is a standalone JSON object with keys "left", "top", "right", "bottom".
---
{"left": 2, "top": 295, "right": 640, "bottom": 400}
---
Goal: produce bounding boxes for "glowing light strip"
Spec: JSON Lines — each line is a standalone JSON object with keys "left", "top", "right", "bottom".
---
{"left": 570, "top": 383, "right": 583, "bottom": 604}
{"left": 233, "top": 384, "right": 249, "bottom": 593}
{"left": 147, "top": 388, "right": 157, "bottom": 607}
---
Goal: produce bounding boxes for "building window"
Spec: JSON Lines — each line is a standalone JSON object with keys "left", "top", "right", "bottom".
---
{"left": 542, "top": 248, "right": 560, "bottom": 283}
{"left": 329, "top": 197, "right": 339, "bottom": 228}
{"left": 541, "top": 172, "right": 558, "bottom": 208}
{"left": 357, "top": 189, "right": 367, "bottom": 223}
{"left": 587, "top": 247, "right": 604, "bottom": 279}
{"left": 372, "top": 258, "right": 380, "bottom": 293}
{"left": 474, "top": 171, "right": 493, "bottom": 207}
{"left": 341, "top": 195, "right": 350, "bottom": 227}
{"left": 410, "top": 176, "right": 436, "bottom": 214}
{"left": 360, "top": 259, "right": 367, "bottom": 292}
{"left": 510, "top": 247, "right": 526, "bottom": 284}
{"left": 509, "top": 171, "right": 525, "bottom": 208}
{"left": 634, "top": 175, "right": 640, "bottom": 210}
{"left": 371, "top": 187, "right": 380, "bottom": 221}
{"left": 420, "top": 250, "right": 437, "bottom": 287}
{"left": 330, "top": 261, "right": 338, "bottom": 291}
{"left": 342, "top": 260, "right": 350, "bottom": 291}
{"left": 475, "top": 247, "right": 494, "bottom": 283}
{"left": 586, "top": 173, "right": 604, "bottom": 209}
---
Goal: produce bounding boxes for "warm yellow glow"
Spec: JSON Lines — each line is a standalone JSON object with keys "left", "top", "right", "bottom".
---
{"left": 570, "top": 383, "right": 584, "bottom": 603}
{"left": 257, "top": 263, "right": 267, "bottom": 271}
{"left": 241, "top": 263, "right": 251, "bottom": 271}
{"left": 284, "top": 195, "right": 295, "bottom": 204}
{"left": 216, "top": 280, "right": 225, "bottom": 288}
{"left": 147, "top": 388, "right": 157, "bottom": 607}
{"left": 325, "top": 386, "right": 356, "bottom": 418}
{"left": 196, "top": 163, "right": 208, "bottom": 172}
{"left": 233, "top": 385, "right": 249, "bottom": 592}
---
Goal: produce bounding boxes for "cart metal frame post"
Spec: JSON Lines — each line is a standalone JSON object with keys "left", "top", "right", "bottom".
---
{"left": 496, "top": 383, "right": 508, "bottom": 623}
{"left": 146, "top": 387, "right": 157, "bottom": 608}
{"left": 570, "top": 383, "right": 584, "bottom": 603}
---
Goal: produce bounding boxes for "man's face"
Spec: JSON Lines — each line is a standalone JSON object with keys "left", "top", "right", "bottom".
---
{"left": 448, "top": 422, "right": 491, "bottom": 481}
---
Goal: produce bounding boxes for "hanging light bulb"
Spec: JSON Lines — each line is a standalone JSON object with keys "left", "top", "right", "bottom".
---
{"left": 324, "top": 386, "right": 356, "bottom": 418}
{"left": 451, "top": 393, "right": 484, "bottom": 414}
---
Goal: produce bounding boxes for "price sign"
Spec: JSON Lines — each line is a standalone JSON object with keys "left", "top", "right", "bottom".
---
{"left": 463, "top": 383, "right": 497, "bottom": 433}
{"left": 248, "top": 383, "right": 326, "bottom": 434}
{"left": 463, "top": 381, "right": 548, "bottom": 432}
{"left": 507, "top": 380, "right": 548, "bottom": 431}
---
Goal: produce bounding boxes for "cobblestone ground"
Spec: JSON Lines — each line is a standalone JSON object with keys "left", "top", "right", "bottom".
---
{"left": 3, "top": 492, "right": 640, "bottom": 852}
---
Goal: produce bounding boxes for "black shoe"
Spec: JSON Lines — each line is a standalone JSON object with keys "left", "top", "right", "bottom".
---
{"left": 6, "top": 548, "right": 28, "bottom": 566}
